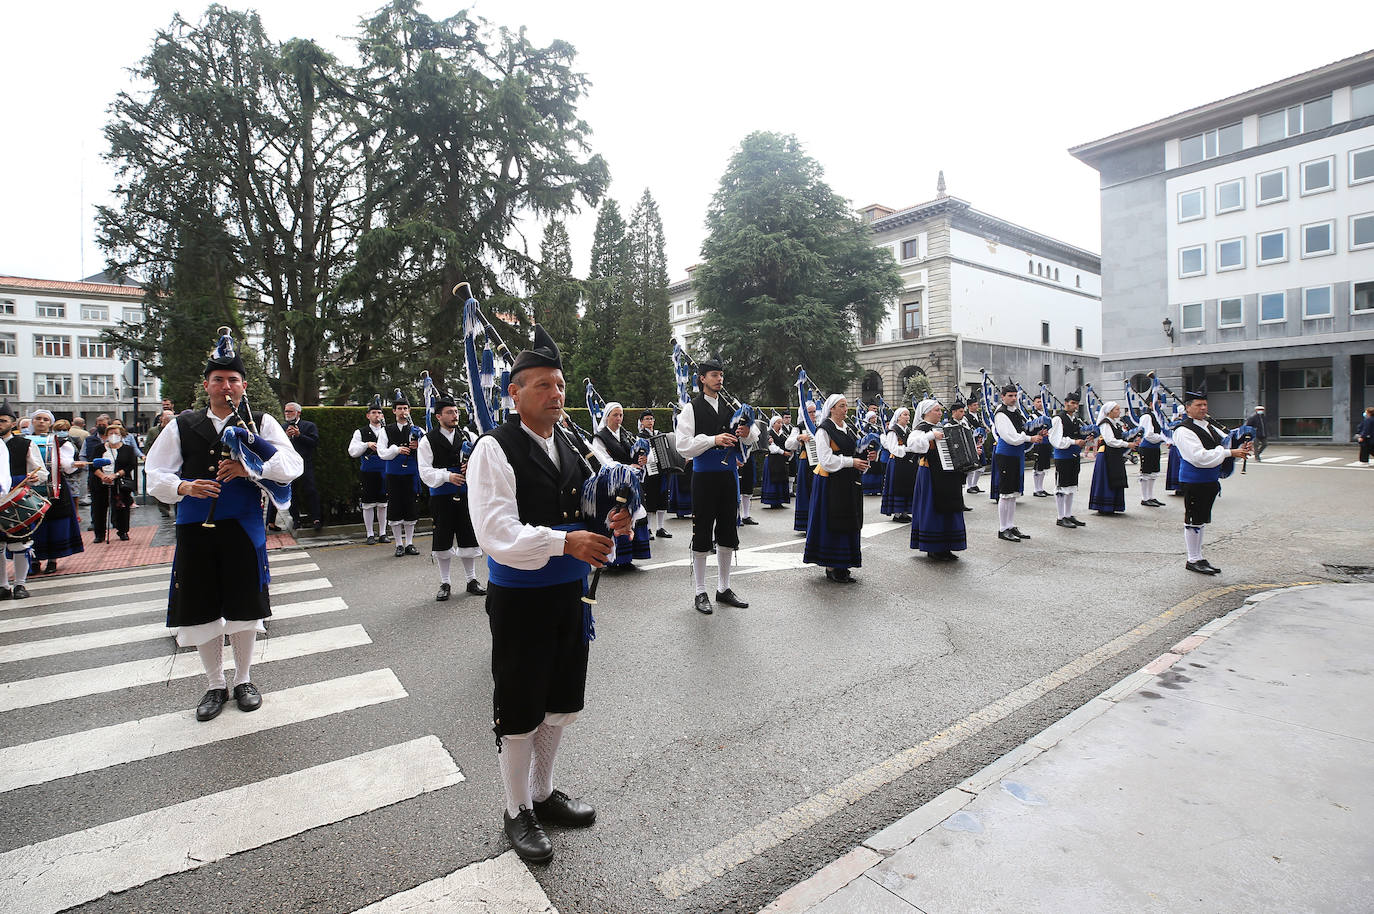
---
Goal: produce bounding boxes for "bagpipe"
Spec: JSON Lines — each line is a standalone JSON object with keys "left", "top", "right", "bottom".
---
{"left": 1009, "top": 378, "right": 1052, "bottom": 435}
{"left": 979, "top": 368, "right": 1042, "bottom": 454}
{"left": 1145, "top": 374, "right": 1255, "bottom": 478}
{"left": 1037, "top": 381, "right": 1096, "bottom": 450}
{"left": 672, "top": 338, "right": 755, "bottom": 464}
{"left": 1120, "top": 380, "right": 1154, "bottom": 443}
{"left": 585, "top": 377, "right": 651, "bottom": 469}
{"left": 421, "top": 372, "right": 473, "bottom": 502}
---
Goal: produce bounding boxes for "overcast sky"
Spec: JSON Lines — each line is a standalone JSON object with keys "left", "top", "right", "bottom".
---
{"left": 3, "top": 1, "right": 1372, "bottom": 286}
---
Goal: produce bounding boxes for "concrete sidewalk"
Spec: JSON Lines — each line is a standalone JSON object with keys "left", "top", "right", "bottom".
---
{"left": 762, "top": 583, "right": 1374, "bottom": 914}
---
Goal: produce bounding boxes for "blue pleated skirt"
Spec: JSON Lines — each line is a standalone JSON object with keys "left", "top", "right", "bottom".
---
{"left": 793, "top": 464, "right": 813, "bottom": 532}
{"left": 880, "top": 458, "right": 915, "bottom": 516}
{"left": 861, "top": 462, "right": 885, "bottom": 495}
{"left": 909, "top": 465, "right": 967, "bottom": 553}
{"left": 761, "top": 463, "right": 790, "bottom": 507}
{"left": 1088, "top": 457, "right": 1126, "bottom": 513}
{"left": 669, "top": 474, "right": 693, "bottom": 517}
{"left": 1165, "top": 446, "right": 1182, "bottom": 492}
{"left": 803, "top": 475, "right": 862, "bottom": 569}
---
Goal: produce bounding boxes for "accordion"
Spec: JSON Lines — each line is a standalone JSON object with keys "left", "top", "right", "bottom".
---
{"left": 803, "top": 434, "right": 820, "bottom": 467}
{"left": 647, "top": 433, "right": 686, "bottom": 476}
{"left": 935, "top": 422, "right": 980, "bottom": 473}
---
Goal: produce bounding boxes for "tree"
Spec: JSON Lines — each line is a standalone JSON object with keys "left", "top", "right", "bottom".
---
{"left": 902, "top": 371, "right": 933, "bottom": 404}
{"left": 529, "top": 221, "right": 582, "bottom": 365}
{"left": 608, "top": 189, "right": 673, "bottom": 406}
{"left": 571, "top": 199, "right": 629, "bottom": 387}
{"left": 694, "top": 132, "right": 903, "bottom": 404}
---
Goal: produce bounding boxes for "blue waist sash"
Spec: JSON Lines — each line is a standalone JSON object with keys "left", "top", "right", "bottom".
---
{"left": 174, "top": 478, "right": 269, "bottom": 590}
{"left": 994, "top": 439, "right": 1025, "bottom": 457}
{"left": 429, "top": 467, "right": 465, "bottom": 496}
{"left": 1052, "top": 445, "right": 1081, "bottom": 459}
{"left": 487, "top": 523, "right": 590, "bottom": 588}
{"left": 385, "top": 455, "right": 418, "bottom": 475}
{"left": 360, "top": 454, "right": 385, "bottom": 473}
{"left": 1178, "top": 461, "right": 1220, "bottom": 484}
{"left": 692, "top": 446, "right": 736, "bottom": 473}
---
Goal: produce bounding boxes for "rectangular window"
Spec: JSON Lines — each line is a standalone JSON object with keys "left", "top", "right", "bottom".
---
{"left": 1218, "top": 297, "right": 1243, "bottom": 327}
{"left": 1177, "top": 188, "right": 1204, "bottom": 222}
{"left": 1179, "top": 245, "right": 1205, "bottom": 277}
{"left": 902, "top": 293, "right": 922, "bottom": 340}
{"left": 1300, "top": 156, "right": 1334, "bottom": 195}
{"left": 78, "top": 337, "right": 111, "bottom": 359}
{"left": 1352, "top": 280, "right": 1374, "bottom": 314}
{"left": 1257, "top": 229, "right": 1287, "bottom": 265}
{"left": 1351, "top": 146, "right": 1374, "bottom": 185}
{"left": 1352, "top": 81, "right": 1374, "bottom": 119}
{"left": 1303, "top": 286, "right": 1333, "bottom": 319}
{"left": 0, "top": 299, "right": 14, "bottom": 315}
{"left": 80, "top": 304, "right": 109, "bottom": 321}
{"left": 1216, "top": 237, "right": 1245, "bottom": 271}
{"left": 1256, "top": 167, "right": 1287, "bottom": 204}
{"left": 1075, "top": 327, "right": 1084, "bottom": 350}
{"left": 1215, "top": 179, "right": 1244, "bottom": 214}
{"left": 1076, "top": 367, "right": 1085, "bottom": 389}
{"left": 1181, "top": 302, "right": 1203, "bottom": 331}
{"left": 34, "top": 374, "right": 72, "bottom": 397}
{"left": 1259, "top": 291, "right": 1286, "bottom": 323}
{"left": 900, "top": 238, "right": 920, "bottom": 259}
{"left": 1351, "top": 213, "right": 1374, "bottom": 251}
{"left": 1259, "top": 96, "right": 1334, "bottom": 143}
{"left": 1302, "top": 220, "right": 1335, "bottom": 258}
{"left": 79, "top": 374, "right": 115, "bottom": 397}
{"left": 1042, "top": 364, "right": 1052, "bottom": 385}
{"left": 1041, "top": 321, "right": 1050, "bottom": 345}
{"left": 122, "top": 308, "right": 144, "bottom": 323}
{"left": 1178, "top": 122, "right": 1242, "bottom": 165}
{"left": 1280, "top": 417, "right": 1333, "bottom": 438}
{"left": 34, "top": 334, "right": 72, "bottom": 357}
{"left": 36, "top": 301, "right": 66, "bottom": 319}
{"left": 0, "top": 373, "right": 16, "bottom": 396}
{"left": 0, "top": 332, "right": 14, "bottom": 356}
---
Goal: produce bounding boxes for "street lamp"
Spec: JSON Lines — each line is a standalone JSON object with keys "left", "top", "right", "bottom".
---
{"left": 1162, "top": 317, "right": 1174, "bottom": 342}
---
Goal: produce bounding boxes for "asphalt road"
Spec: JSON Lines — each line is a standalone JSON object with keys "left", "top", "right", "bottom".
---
{"left": 1, "top": 449, "right": 1369, "bottom": 914}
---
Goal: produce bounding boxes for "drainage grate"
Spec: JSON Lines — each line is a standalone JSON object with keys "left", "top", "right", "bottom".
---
{"left": 1323, "top": 564, "right": 1374, "bottom": 576}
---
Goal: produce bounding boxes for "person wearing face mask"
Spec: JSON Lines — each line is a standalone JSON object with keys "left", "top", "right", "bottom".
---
{"left": 26, "top": 409, "right": 85, "bottom": 575}
{"left": 90, "top": 423, "right": 138, "bottom": 542}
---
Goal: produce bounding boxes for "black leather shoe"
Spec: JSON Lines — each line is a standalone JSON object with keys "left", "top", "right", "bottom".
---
{"left": 533, "top": 789, "right": 596, "bottom": 828}
{"left": 1186, "top": 560, "right": 1216, "bottom": 575}
{"left": 966, "top": 486, "right": 982, "bottom": 494}
{"left": 716, "top": 588, "right": 749, "bottom": 608}
{"left": 694, "top": 593, "right": 713, "bottom": 614}
{"left": 436, "top": 583, "right": 451, "bottom": 602}
{"left": 1148, "top": 499, "right": 1166, "bottom": 507}
{"left": 117, "top": 532, "right": 130, "bottom": 541}
{"left": 196, "top": 688, "right": 229, "bottom": 722}
{"left": 1009, "top": 527, "right": 1030, "bottom": 539}
{"left": 233, "top": 682, "right": 262, "bottom": 712}
{"left": 404, "top": 544, "right": 420, "bottom": 556}
{"left": 1198, "top": 559, "right": 1221, "bottom": 574}
{"left": 378, "top": 533, "right": 393, "bottom": 543}
{"left": 741, "top": 517, "right": 759, "bottom": 525}
{"left": 1033, "top": 491, "right": 1050, "bottom": 497}
{"left": 656, "top": 528, "right": 672, "bottom": 538}
{"left": 394, "top": 545, "right": 406, "bottom": 557}
{"left": 1056, "top": 517, "right": 1077, "bottom": 528}
{"left": 0, "top": 586, "right": 9, "bottom": 600}
{"left": 267, "top": 523, "right": 283, "bottom": 532}
{"left": 832, "top": 569, "right": 857, "bottom": 584}
{"left": 504, "top": 807, "right": 553, "bottom": 863}
{"left": 365, "top": 535, "right": 376, "bottom": 545}
{"left": 931, "top": 551, "right": 957, "bottom": 562}
{"left": 466, "top": 579, "right": 487, "bottom": 596}
{"left": 1068, "top": 516, "right": 1086, "bottom": 527}
{"left": 961, "top": 505, "right": 973, "bottom": 511}
{"left": 997, "top": 529, "right": 1022, "bottom": 542}
{"left": 11, "top": 584, "right": 30, "bottom": 599}
{"left": 894, "top": 514, "right": 912, "bottom": 523}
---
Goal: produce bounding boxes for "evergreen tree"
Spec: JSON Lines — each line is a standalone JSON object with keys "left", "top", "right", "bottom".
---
{"left": 572, "top": 200, "right": 629, "bottom": 387}
{"left": 608, "top": 189, "right": 673, "bottom": 406}
{"left": 530, "top": 221, "right": 583, "bottom": 364}
{"left": 695, "top": 132, "right": 903, "bottom": 403}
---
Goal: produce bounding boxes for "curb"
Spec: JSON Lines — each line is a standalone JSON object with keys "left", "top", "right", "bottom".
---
{"left": 758, "top": 582, "right": 1320, "bottom": 914}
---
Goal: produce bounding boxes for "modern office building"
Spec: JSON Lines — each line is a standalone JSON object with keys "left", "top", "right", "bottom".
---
{"left": 668, "top": 176, "right": 1103, "bottom": 407}
{"left": 1071, "top": 51, "right": 1374, "bottom": 438}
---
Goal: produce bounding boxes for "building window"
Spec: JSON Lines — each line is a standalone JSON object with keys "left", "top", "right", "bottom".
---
{"left": 900, "top": 238, "right": 920, "bottom": 260}
{"left": 79, "top": 337, "right": 112, "bottom": 359}
{"left": 902, "top": 293, "right": 922, "bottom": 340}
{"left": 1302, "top": 286, "right": 1333, "bottom": 319}
{"left": 122, "top": 308, "right": 144, "bottom": 323}
{"left": 1351, "top": 146, "right": 1374, "bottom": 186}
{"left": 0, "top": 332, "right": 14, "bottom": 356}
{"left": 1351, "top": 280, "right": 1374, "bottom": 314}
{"left": 1040, "top": 321, "right": 1050, "bottom": 345}
{"left": 80, "top": 374, "right": 115, "bottom": 397}
{"left": 1037, "top": 263, "right": 1043, "bottom": 276}
{"left": 1300, "top": 156, "right": 1334, "bottom": 195}
{"left": 1179, "top": 122, "right": 1242, "bottom": 165}
{"left": 1352, "top": 81, "right": 1374, "bottom": 119}
{"left": 0, "top": 373, "right": 16, "bottom": 396}
{"left": 1076, "top": 367, "right": 1085, "bottom": 389}
{"left": 1075, "top": 327, "right": 1084, "bottom": 350}
{"left": 34, "top": 373, "right": 72, "bottom": 397}
{"left": 1075, "top": 274, "right": 1081, "bottom": 288}
{"left": 1351, "top": 213, "right": 1374, "bottom": 251}
{"left": 1280, "top": 417, "right": 1333, "bottom": 438}
{"left": 1053, "top": 268, "right": 1059, "bottom": 281}
{"left": 0, "top": 299, "right": 14, "bottom": 315}
{"left": 1215, "top": 179, "right": 1244, "bottom": 214}
{"left": 1179, "top": 245, "right": 1205, "bottom": 277}
{"left": 1280, "top": 366, "right": 1333, "bottom": 389}
{"left": 1258, "top": 96, "right": 1333, "bottom": 144}
{"left": 1177, "top": 188, "right": 1204, "bottom": 222}
{"left": 80, "top": 304, "right": 109, "bottom": 322}
{"left": 1256, "top": 167, "right": 1287, "bottom": 205}
{"left": 1027, "top": 259, "right": 1034, "bottom": 274}
{"left": 137, "top": 377, "right": 158, "bottom": 399}
{"left": 1218, "top": 297, "right": 1243, "bottom": 327}
{"left": 1216, "top": 237, "right": 1245, "bottom": 271}
{"left": 1259, "top": 291, "right": 1286, "bottom": 323}
{"left": 1042, "top": 364, "right": 1052, "bottom": 385}
{"left": 1181, "top": 302, "right": 1203, "bottom": 331}
{"left": 36, "top": 301, "right": 66, "bottom": 319}
{"left": 1257, "top": 229, "right": 1287, "bottom": 265}
{"left": 1301, "top": 220, "right": 1335, "bottom": 258}
{"left": 34, "top": 334, "right": 72, "bottom": 357}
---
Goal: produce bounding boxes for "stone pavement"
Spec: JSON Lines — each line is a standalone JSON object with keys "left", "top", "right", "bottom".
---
{"left": 760, "top": 583, "right": 1374, "bottom": 914}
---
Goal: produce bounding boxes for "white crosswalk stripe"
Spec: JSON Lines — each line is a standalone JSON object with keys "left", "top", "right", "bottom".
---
{"left": 0, "top": 668, "right": 407, "bottom": 793}
{"left": 18, "top": 566, "right": 324, "bottom": 609}
{"left": 1301, "top": 456, "right": 1340, "bottom": 465}
{"left": 0, "top": 735, "right": 463, "bottom": 914}
{"left": 350, "top": 851, "right": 555, "bottom": 914}
{"left": 1259, "top": 454, "right": 1297, "bottom": 462}
{"left": 1347, "top": 462, "right": 1369, "bottom": 467}
{"left": 32, "top": 550, "right": 314, "bottom": 589}
{"left": 0, "top": 596, "right": 348, "bottom": 665}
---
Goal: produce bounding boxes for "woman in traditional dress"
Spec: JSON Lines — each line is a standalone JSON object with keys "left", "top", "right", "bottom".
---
{"left": 803, "top": 395, "right": 872, "bottom": 584}
{"left": 26, "top": 409, "right": 84, "bottom": 574}
{"left": 860, "top": 409, "right": 885, "bottom": 496}
{"left": 788, "top": 401, "right": 818, "bottom": 534}
{"left": 1088, "top": 401, "right": 1137, "bottom": 515}
{"left": 907, "top": 400, "right": 967, "bottom": 561}
{"left": 879, "top": 407, "right": 915, "bottom": 523}
{"left": 590, "top": 402, "right": 652, "bottom": 566}
{"left": 761, "top": 414, "right": 793, "bottom": 509}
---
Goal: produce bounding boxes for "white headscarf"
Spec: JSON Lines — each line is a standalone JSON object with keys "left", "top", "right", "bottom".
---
{"left": 1097, "top": 401, "right": 1119, "bottom": 425}
{"left": 771, "top": 414, "right": 786, "bottom": 430}
{"left": 820, "top": 393, "right": 845, "bottom": 422}
{"left": 865, "top": 410, "right": 878, "bottom": 423}
{"left": 29, "top": 408, "right": 54, "bottom": 423}
{"left": 598, "top": 401, "right": 623, "bottom": 432}
{"left": 887, "top": 407, "right": 910, "bottom": 430}
{"left": 915, "top": 399, "right": 940, "bottom": 422}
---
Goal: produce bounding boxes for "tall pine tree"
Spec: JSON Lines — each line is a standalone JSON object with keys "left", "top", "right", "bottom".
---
{"left": 572, "top": 200, "right": 629, "bottom": 387}
{"left": 608, "top": 189, "right": 672, "bottom": 406}
{"left": 530, "top": 221, "right": 583, "bottom": 364}
{"left": 695, "top": 132, "right": 902, "bottom": 403}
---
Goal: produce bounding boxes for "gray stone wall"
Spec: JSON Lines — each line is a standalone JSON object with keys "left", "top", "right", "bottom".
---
{"left": 1097, "top": 159, "right": 1168, "bottom": 357}
{"left": 959, "top": 340, "right": 1099, "bottom": 398}
{"left": 851, "top": 338, "right": 958, "bottom": 405}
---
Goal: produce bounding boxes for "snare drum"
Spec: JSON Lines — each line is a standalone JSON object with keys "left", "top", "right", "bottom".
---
{"left": 0, "top": 484, "right": 51, "bottom": 543}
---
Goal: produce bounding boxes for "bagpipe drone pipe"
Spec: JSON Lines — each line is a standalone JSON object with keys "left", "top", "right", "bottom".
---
{"left": 979, "top": 368, "right": 1039, "bottom": 455}
{"left": 1010, "top": 378, "right": 1053, "bottom": 435}
{"left": 671, "top": 338, "right": 756, "bottom": 463}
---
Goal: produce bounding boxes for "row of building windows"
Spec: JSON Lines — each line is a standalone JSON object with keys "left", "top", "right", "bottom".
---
{"left": 0, "top": 298, "right": 142, "bottom": 323}
{"left": 0, "top": 373, "right": 156, "bottom": 399}
{"left": 1178, "top": 213, "right": 1374, "bottom": 277}
{"left": 1178, "top": 279, "right": 1374, "bottom": 331}
{"left": 1177, "top": 82, "right": 1374, "bottom": 166}
{"left": 0, "top": 332, "right": 120, "bottom": 359}
{"left": 1177, "top": 147, "right": 1374, "bottom": 224}
{"left": 672, "top": 298, "right": 697, "bottom": 318}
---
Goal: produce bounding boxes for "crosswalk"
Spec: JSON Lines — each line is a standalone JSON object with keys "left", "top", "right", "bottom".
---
{"left": 0, "top": 549, "right": 551, "bottom": 914}
{"left": 1253, "top": 453, "right": 1371, "bottom": 469}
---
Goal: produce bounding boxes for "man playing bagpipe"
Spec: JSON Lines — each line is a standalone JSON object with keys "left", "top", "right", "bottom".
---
{"left": 144, "top": 332, "right": 302, "bottom": 722}
{"left": 1174, "top": 387, "right": 1252, "bottom": 575}
{"left": 466, "top": 324, "right": 631, "bottom": 863}
{"left": 1029, "top": 395, "right": 1054, "bottom": 498}
{"left": 991, "top": 385, "right": 1046, "bottom": 542}
{"left": 346, "top": 396, "right": 392, "bottom": 545}
{"left": 379, "top": 391, "right": 423, "bottom": 557}
{"left": 418, "top": 396, "right": 485, "bottom": 600}
{"left": 1049, "top": 390, "right": 1089, "bottom": 529}
{"left": 1135, "top": 405, "right": 1167, "bottom": 507}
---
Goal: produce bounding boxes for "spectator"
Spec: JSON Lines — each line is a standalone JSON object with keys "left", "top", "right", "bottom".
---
{"left": 282, "top": 402, "right": 321, "bottom": 529}
{"left": 145, "top": 411, "right": 177, "bottom": 516}
{"left": 1244, "top": 405, "right": 1268, "bottom": 462}
{"left": 67, "top": 416, "right": 90, "bottom": 447}
{"left": 1358, "top": 406, "right": 1374, "bottom": 466}
{"left": 91, "top": 423, "right": 137, "bottom": 542}
{"left": 81, "top": 415, "right": 112, "bottom": 514}
{"left": 27, "top": 411, "right": 84, "bottom": 575}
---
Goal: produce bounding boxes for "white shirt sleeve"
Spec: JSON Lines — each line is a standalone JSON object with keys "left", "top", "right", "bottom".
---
{"left": 377, "top": 427, "right": 400, "bottom": 461}
{"left": 994, "top": 411, "right": 1030, "bottom": 446}
{"left": 883, "top": 429, "right": 908, "bottom": 457}
{"left": 467, "top": 435, "right": 568, "bottom": 569}
{"left": 814, "top": 426, "right": 852, "bottom": 471}
{"left": 1174, "top": 425, "right": 1230, "bottom": 469}
{"left": 767, "top": 434, "right": 785, "bottom": 455}
{"left": 1141, "top": 414, "right": 1165, "bottom": 445}
{"left": 417, "top": 435, "right": 446, "bottom": 488}
{"left": 674, "top": 402, "right": 715, "bottom": 459}
{"left": 1099, "top": 421, "right": 1128, "bottom": 448}
{"left": 347, "top": 429, "right": 368, "bottom": 459}
{"left": 784, "top": 427, "right": 803, "bottom": 450}
{"left": 588, "top": 436, "right": 614, "bottom": 467}
{"left": 905, "top": 427, "right": 936, "bottom": 454}
{"left": 23, "top": 441, "right": 48, "bottom": 483}
{"left": 1049, "top": 416, "right": 1071, "bottom": 451}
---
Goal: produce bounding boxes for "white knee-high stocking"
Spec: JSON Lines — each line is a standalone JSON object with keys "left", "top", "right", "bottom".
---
{"left": 499, "top": 730, "right": 535, "bottom": 818}
{"left": 717, "top": 546, "right": 733, "bottom": 592}
{"left": 229, "top": 630, "right": 256, "bottom": 687}
{"left": 530, "top": 722, "right": 565, "bottom": 804}
{"left": 691, "top": 550, "right": 708, "bottom": 595}
{"left": 197, "top": 638, "right": 226, "bottom": 690}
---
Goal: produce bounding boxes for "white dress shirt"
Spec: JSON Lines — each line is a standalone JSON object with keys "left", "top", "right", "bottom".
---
{"left": 1049, "top": 414, "right": 1084, "bottom": 451}
{"left": 348, "top": 423, "right": 387, "bottom": 459}
{"left": 813, "top": 426, "right": 854, "bottom": 472}
{"left": 673, "top": 394, "right": 759, "bottom": 459}
{"left": 993, "top": 409, "right": 1033, "bottom": 446}
{"left": 467, "top": 421, "right": 570, "bottom": 570}
{"left": 417, "top": 426, "right": 463, "bottom": 488}
{"left": 905, "top": 426, "right": 939, "bottom": 454}
{"left": 144, "top": 410, "right": 301, "bottom": 504}
{"left": 1138, "top": 413, "right": 1166, "bottom": 445}
{"left": 1098, "top": 420, "right": 1130, "bottom": 448}
{"left": 883, "top": 427, "right": 913, "bottom": 458}
{"left": 1173, "top": 421, "right": 1230, "bottom": 469}
{"left": 377, "top": 422, "right": 416, "bottom": 461}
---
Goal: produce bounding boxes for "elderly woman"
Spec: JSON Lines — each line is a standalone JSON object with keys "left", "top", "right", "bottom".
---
{"left": 880, "top": 407, "right": 915, "bottom": 523}
{"left": 860, "top": 409, "right": 885, "bottom": 495}
{"left": 761, "top": 414, "right": 793, "bottom": 509}
{"left": 590, "top": 402, "right": 651, "bottom": 566}
{"left": 907, "top": 400, "right": 967, "bottom": 561}
{"left": 91, "top": 422, "right": 138, "bottom": 542}
{"left": 803, "top": 395, "right": 873, "bottom": 584}
{"left": 1088, "top": 401, "right": 1137, "bottom": 515}
{"left": 27, "top": 410, "right": 86, "bottom": 574}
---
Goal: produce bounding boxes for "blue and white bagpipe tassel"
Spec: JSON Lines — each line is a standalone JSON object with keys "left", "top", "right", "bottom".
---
{"left": 463, "top": 298, "right": 500, "bottom": 435}
{"left": 577, "top": 462, "right": 643, "bottom": 641}
{"left": 796, "top": 367, "right": 821, "bottom": 434}
{"left": 585, "top": 378, "right": 606, "bottom": 430}
{"left": 220, "top": 426, "right": 293, "bottom": 510}
{"left": 1218, "top": 423, "right": 1256, "bottom": 479}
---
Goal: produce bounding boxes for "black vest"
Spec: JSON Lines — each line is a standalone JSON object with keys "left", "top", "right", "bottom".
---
{"left": 1057, "top": 410, "right": 1082, "bottom": 438}
{"left": 359, "top": 425, "right": 379, "bottom": 444}
{"left": 820, "top": 418, "right": 857, "bottom": 457}
{"left": 690, "top": 394, "right": 732, "bottom": 438}
{"left": 893, "top": 424, "right": 916, "bottom": 462}
{"left": 1100, "top": 418, "right": 1124, "bottom": 440}
{"left": 176, "top": 410, "right": 267, "bottom": 480}
{"left": 769, "top": 429, "right": 789, "bottom": 451}
{"left": 5, "top": 436, "right": 27, "bottom": 477}
{"left": 384, "top": 422, "right": 417, "bottom": 447}
{"left": 425, "top": 427, "right": 464, "bottom": 470}
{"left": 595, "top": 426, "right": 634, "bottom": 464}
{"left": 486, "top": 417, "right": 588, "bottom": 526}
{"left": 1180, "top": 418, "right": 1223, "bottom": 449}
{"left": 995, "top": 404, "right": 1026, "bottom": 433}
